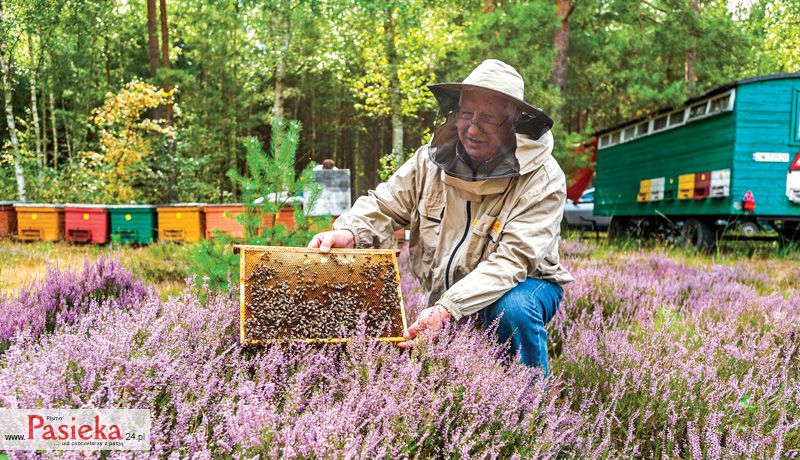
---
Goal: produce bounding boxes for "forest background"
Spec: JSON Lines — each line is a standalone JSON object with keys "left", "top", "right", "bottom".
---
{"left": 1, "top": 0, "right": 798, "bottom": 205}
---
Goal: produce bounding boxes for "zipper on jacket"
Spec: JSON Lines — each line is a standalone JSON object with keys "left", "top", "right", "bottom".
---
{"left": 445, "top": 200, "right": 471, "bottom": 290}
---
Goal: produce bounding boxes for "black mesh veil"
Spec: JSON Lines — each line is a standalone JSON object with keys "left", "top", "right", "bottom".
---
{"left": 426, "top": 83, "right": 553, "bottom": 182}
{"left": 427, "top": 114, "right": 521, "bottom": 181}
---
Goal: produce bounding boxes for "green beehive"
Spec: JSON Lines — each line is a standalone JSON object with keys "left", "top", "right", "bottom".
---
{"left": 107, "top": 205, "right": 157, "bottom": 244}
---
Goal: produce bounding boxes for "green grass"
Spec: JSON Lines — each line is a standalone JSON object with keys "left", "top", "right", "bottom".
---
{"left": 0, "top": 240, "right": 194, "bottom": 295}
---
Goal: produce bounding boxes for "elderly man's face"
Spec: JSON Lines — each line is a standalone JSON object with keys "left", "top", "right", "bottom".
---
{"left": 456, "top": 88, "right": 514, "bottom": 162}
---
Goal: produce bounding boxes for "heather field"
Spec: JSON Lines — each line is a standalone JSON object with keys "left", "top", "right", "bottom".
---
{"left": 1, "top": 240, "right": 799, "bottom": 458}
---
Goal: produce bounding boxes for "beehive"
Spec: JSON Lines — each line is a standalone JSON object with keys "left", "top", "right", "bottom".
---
{"left": 0, "top": 202, "right": 16, "bottom": 238}
{"left": 273, "top": 205, "right": 297, "bottom": 230}
{"left": 237, "top": 246, "right": 407, "bottom": 345}
{"left": 65, "top": 205, "right": 109, "bottom": 244}
{"left": 204, "top": 204, "right": 246, "bottom": 239}
{"left": 15, "top": 204, "right": 65, "bottom": 242}
{"left": 108, "top": 205, "right": 157, "bottom": 244}
{"left": 157, "top": 204, "right": 205, "bottom": 242}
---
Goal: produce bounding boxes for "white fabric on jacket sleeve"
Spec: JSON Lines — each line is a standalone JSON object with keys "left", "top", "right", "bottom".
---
{"left": 332, "top": 148, "right": 423, "bottom": 248}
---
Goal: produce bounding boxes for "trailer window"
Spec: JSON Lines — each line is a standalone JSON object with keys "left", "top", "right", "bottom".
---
{"left": 636, "top": 122, "right": 649, "bottom": 136}
{"left": 653, "top": 115, "right": 668, "bottom": 132}
{"left": 668, "top": 111, "right": 685, "bottom": 127}
{"left": 709, "top": 94, "right": 731, "bottom": 114}
{"left": 623, "top": 126, "right": 636, "bottom": 141}
{"left": 688, "top": 103, "right": 707, "bottom": 119}
{"left": 610, "top": 131, "right": 621, "bottom": 144}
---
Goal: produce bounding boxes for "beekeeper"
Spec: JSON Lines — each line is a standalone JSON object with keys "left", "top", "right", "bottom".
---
{"left": 309, "top": 59, "right": 573, "bottom": 375}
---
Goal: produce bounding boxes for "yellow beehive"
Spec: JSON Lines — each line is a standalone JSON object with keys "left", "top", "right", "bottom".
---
{"left": 678, "top": 173, "right": 695, "bottom": 200}
{"left": 637, "top": 179, "right": 652, "bottom": 202}
{"left": 157, "top": 204, "right": 205, "bottom": 242}
{"left": 236, "top": 246, "right": 407, "bottom": 345}
{"left": 15, "top": 204, "right": 65, "bottom": 242}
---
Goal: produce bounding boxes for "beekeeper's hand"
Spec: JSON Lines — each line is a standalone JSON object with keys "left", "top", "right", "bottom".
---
{"left": 398, "top": 305, "right": 451, "bottom": 349}
{"left": 307, "top": 230, "right": 354, "bottom": 253}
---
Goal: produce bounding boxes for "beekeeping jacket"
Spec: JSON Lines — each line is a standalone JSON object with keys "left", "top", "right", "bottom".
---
{"left": 332, "top": 128, "right": 574, "bottom": 322}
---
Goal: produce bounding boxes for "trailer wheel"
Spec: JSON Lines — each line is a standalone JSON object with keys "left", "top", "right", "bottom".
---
{"left": 608, "top": 216, "right": 629, "bottom": 242}
{"left": 740, "top": 222, "right": 760, "bottom": 236}
{"left": 682, "top": 218, "right": 716, "bottom": 251}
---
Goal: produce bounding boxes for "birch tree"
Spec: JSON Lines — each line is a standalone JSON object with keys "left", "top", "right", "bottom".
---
{"left": 0, "top": 0, "right": 25, "bottom": 201}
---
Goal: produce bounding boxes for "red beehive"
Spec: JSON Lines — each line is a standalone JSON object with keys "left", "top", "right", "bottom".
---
{"left": 65, "top": 205, "right": 110, "bottom": 244}
{"left": 204, "top": 204, "right": 246, "bottom": 239}
{"left": 273, "top": 205, "right": 297, "bottom": 230}
{"left": 0, "top": 202, "right": 16, "bottom": 238}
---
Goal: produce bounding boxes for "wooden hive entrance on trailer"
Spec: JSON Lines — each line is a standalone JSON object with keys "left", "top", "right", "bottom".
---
{"left": 236, "top": 246, "right": 407, "bottom": 345}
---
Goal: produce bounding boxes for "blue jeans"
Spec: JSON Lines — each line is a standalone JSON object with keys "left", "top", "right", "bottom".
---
{"left": 480, "top": 278, "right": 563, "bottom": 375}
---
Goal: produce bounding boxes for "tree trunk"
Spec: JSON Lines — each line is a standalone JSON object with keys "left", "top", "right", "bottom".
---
{"left": 551, "top": 0, "right": 574, "bottom": 106}
{"left": 104, "top": 35, "right": 111, "bottom": 87}
{"left": 147, "top": 0, "right": 160, "bottom": 77}
{"left": 50, "top": 89, "right": 58, "bottom": 168}
{"left": 311, "top": 85, "right": 316, "bottom": 160}
{"left": 391, "top": 111, "right": 403, "bottom": 165}
{"left": 483, "top": 0, "right": 495, "bottom": 13}
{"left": 0, "top": 1, "right": 26, "bottom": 201}
{"left": 272, "top": 12, "right": 289, "bottom": 120}
{"left": 61, "top": 97, "right": 72, "bottom": 159}
{"left": 384, "top": 8, "right": 404, "bottom": 164}
{"left": 684, "top": 0, "right": 699, "bottom": 97}
{"left": 41, "top": 76, "right": 48, "bottom": 164}
{"left": 159, "top": 0, "right": 173, "bottom": 126}
{"left": 28, "top": 34, "right": 42, "bottom": 172}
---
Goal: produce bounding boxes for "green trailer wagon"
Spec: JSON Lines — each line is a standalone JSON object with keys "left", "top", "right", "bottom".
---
{"left": 593, "top": 73, "right": 800, "bottom": 249}
{"left": 107, "top": 205, "right": 157, "bottom": 244}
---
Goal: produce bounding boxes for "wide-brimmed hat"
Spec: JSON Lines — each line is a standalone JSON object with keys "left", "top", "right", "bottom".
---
{"left": 427, "top": 59, "right": 553, "bottom": 139}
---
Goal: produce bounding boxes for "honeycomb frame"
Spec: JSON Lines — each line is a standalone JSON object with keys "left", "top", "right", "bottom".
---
{"left": 235, "top": 245, "right": 408, "bottom": 345}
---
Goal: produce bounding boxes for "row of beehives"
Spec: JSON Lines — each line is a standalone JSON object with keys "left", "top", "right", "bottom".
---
{"left": 637, "top": 169, "right": 731, "bottom": 202}
{"left": 0, "top": 203, "right": 304, "bottom": 244}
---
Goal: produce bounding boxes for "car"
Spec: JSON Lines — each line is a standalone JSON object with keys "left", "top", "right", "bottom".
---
{"left": 562, "top": 188, "right": 612, "bottom": 231}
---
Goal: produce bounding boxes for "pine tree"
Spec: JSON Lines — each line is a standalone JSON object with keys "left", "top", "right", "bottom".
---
{"left": 192, "top": 118, "right": 329, "bottom": 290}
{"left": 232, "top": 118, "right": 326, "bottom": 246}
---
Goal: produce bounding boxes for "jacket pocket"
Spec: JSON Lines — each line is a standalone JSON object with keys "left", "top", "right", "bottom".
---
{"left": 463, "top": 213, "right": 497, "bottom": 270}
{"left": 418, "top": 194, "right": 444, "bottom": 268}
{"left": 482, "top": 213, "right": 506, "bottom": 260}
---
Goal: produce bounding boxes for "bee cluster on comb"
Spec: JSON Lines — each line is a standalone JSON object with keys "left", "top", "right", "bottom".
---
{"left": 239, "top": 247, "right": 405, "bottom": 344}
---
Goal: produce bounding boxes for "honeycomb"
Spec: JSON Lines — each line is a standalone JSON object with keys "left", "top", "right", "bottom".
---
{"left": 236, "top": 246, "right": 407, "bottom": 344}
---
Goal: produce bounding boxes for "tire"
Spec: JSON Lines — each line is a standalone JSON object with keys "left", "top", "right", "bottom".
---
{"left": 740, "top": 222, "right": 760, "bottom": 236}
{"left": 607, "top": 216, "right": 629, "bottom": 243}
{"left": 682, "top": 218, "right": 716, "bottom": 251}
